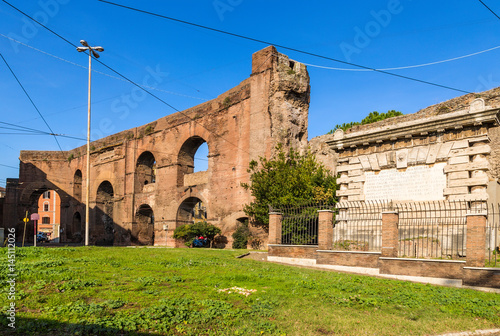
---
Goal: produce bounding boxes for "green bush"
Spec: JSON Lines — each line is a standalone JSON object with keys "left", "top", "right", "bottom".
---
{"left": 173, "top": 221, "right": 221, "bottom": 247}
{"left": 232, "top": 221, "right": 251, "bottom": 249}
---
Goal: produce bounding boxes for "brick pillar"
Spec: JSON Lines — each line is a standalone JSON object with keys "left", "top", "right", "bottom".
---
{"left": 268, "top": 212, "right": 283, "bottom": 245}
{"left": 381, "top": 211, "right": 399, "bottom": 257}
{"left": 466, "top": 212, "right": 487, "bottom": 267}
{"left": 318, "top": 210, "right": 334, "bottom": 250}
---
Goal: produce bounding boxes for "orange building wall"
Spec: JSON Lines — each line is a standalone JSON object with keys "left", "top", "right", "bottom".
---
{"left": 37, "top": 190, "right": 60, "bottom": 234}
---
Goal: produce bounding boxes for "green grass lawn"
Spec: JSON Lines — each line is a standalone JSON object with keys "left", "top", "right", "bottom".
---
{"left": 1, "top": 246, "right": 499, "bottom": 335}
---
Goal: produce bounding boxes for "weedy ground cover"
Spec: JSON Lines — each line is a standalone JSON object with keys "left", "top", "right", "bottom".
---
{"left": 0, "top": 246, "right": 499, "bottom": 335}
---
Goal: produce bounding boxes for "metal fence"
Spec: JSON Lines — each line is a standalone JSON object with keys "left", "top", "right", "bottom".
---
{"left": 271, "top": 201, "right": 332, "bottom": 245}
{"left": 333, "top": 201, "right": 390, "bottom": 252}
{"left": 272, "top": 200, "right": 500, "bottom": 266}
{"left": 487, "top": 204, "right": 500, "bottom": 267}
{"left": 396, "top": 201, "right": 468, "bottom": 259}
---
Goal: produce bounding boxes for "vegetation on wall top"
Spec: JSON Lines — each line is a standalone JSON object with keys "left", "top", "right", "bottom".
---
{"left": 328, "top": 110, "right": 403, "bottom": 134}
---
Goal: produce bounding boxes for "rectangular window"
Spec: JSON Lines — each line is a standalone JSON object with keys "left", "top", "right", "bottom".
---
{"left": 43, "top": 191, "right": 51, "bottom": 199}
{"left": 43, "top": 204, "right": 49, "bottom": 212}
{"left": 42, "top": 217, "right": 50, "bottom": 224}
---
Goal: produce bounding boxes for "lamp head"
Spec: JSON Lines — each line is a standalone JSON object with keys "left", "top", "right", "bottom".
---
{"left": 76, "top": 47, "right": 87, "bottom": 52}
{"left": 94, "top": 46, "right": 104, "bottom": 52}
{"left": 80, "top": 40, "right": 89, "bottom": 47}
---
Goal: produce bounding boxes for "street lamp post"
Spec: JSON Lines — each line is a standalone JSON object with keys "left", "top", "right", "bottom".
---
{"left": 76, "top": 40, "right": 104, "bottom": 246}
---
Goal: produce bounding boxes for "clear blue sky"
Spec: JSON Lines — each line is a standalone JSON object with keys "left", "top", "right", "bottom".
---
{"left": 1, "top": 0, "right": 500, "bottom": 187}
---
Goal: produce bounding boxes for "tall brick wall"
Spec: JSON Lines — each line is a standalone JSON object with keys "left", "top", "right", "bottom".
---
{"left": 4, "top": 46, "right": 310, "bottom": 247}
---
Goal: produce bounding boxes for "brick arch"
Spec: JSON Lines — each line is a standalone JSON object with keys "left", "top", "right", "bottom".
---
{"left": 94, "top": 180, "right": 115, "bottom": 246}
{"left": 19, "top": 181, "right": 71, "bottom": 206}
{"left": 73, "top": 169, "right": 82, "bottom": 202}
{"left": 176, "top": 135, "right": 212, "bottom": 187}
{"left": 176, "top": 195, "right": 208, "bottom": 226}
{"left": 133, "top": 203, "right": 155, "bottom": 245}
{"left": 135, "top": 151, "right": 157, "bottom": 193}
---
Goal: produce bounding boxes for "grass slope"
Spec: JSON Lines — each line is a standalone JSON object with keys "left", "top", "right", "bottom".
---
{"left": 1, "top": 247, "right": 499, "bottom": 335}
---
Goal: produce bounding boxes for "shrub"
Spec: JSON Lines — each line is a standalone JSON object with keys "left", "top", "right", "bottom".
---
{"left": 173, "top": 221, "right": 221, "bottom": 247}
{"left": 232, "top": 221, "right": 251, "bottom": 249}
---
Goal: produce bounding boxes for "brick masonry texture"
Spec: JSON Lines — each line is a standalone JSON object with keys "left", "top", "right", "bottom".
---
{"left": 3, "top": 46, "right": 310, "bottom": 248}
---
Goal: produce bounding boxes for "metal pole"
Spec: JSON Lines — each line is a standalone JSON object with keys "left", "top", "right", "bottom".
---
{"left": 34, "top": 220, "right": 37, "bottom": 247}
{"left": 22, "top": 210, "right": 28, "bottom": 247}
{"left": 85, "top": 51, "right": 92, "bottom": 246}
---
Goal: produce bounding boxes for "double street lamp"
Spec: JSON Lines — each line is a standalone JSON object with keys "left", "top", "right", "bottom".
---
{"left": 76, "top": 40, "right": 104, "bottom": 246}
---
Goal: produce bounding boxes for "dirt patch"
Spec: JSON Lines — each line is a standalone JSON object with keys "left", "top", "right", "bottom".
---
{"left": 242, "top": 252, "right": 268, "bottom": 261}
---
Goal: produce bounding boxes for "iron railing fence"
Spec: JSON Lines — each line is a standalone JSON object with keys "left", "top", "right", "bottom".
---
{"left": 486, "top": 204, "right": 500, "bottom": 267}
{"left": 395, "top": 201, "right": 469, "bottom": 259}
{"left": 333, "top": 201, "right": 391, "bottom": 252}
{"left": 270, "top": 201, "right": 334, "bottom": 245}
{"left": 272, "top": 200, "right": 500, "bottom": 265}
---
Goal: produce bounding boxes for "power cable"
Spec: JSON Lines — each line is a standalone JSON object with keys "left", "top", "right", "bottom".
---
{"left": 296, "top": 45, "right": 500, "bottom": 71}
{"left": 0, "top": 163, "right": 18, "bottom": 169}
{"left": 0, "top": 51, "right": 64, "bottom": 152}
{"left": 0, "top": 121, "right": 87, "bottom": 141}
{"left": 1, "top": 0, "right": 251, "bottom": 156}
{"left": 0, "top": 121, "right": 57, "bottom": 134}
{"left": 0, "top": 33, "right": 209, "bottom": 102}
{"left": 97, "top": 0, "right": 472, "bottom": 94}
{"left": 478, "top": 0, "right": 500, "bottom": 21}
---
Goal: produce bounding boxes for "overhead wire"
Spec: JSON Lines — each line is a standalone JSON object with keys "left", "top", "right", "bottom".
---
{"left": 0, "top": 33, "right": 209, "bottom": 102}
{"left": 297, "top": 45, "right": 500, "bottom": 71}
{"left": 0, "top": 121, "right": 87, "bottom": 141}
{"left": 96, "top": 0, "right": 472, "bottom": 95}
{"left": 478, "top": 0, "right": 500, "bottom": 21}
{"left": 1, "top": 0, "right": 252, "bottom": 156}
{"left": 0, "top": 163, "right": 18, "bottom": 169}
{"left": 0, "top": 51, "right": 64, "bottom": 152}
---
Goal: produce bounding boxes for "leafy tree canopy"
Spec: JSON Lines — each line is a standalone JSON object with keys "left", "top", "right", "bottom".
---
{"left": 242, "top": 145, "right": 337, "bottom": 231}
{"left": 328, "top": 110, "right": 403, "bottom": 133}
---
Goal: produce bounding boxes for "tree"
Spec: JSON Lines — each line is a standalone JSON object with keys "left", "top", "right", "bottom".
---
{"left": 242, "top": 145, "right": 337, "bottom": 231}
{"left": 328, "top": 110, "right": 403, "bottom": 133}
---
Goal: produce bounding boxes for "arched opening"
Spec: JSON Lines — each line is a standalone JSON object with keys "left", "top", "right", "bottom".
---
{"left": 134, "top": 204, "right": 155, "bottom": 245}
{"left": 95, "top": 181, "right": 114, "bottom": 246}
{"left": 177, "top": 197, "right": 207, "bottom": 226}
{"left": 71, "top": 212, "right": 83, "bottom": 243}
{"left": 135, "top": 151, "right": 156, "bottom": 193}
{"left": 194, "top": 142, "right": 209, "bottom": 173}
{"left": 36, "top": 189, "right": 61, "bottom": 242}
{"left": 73, "top": 170, "right": 82, "bottom": 202}
{"left": 177, "top": 136, "right": 209, "bottom": 186}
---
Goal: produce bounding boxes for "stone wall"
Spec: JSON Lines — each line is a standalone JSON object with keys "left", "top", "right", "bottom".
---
{"left": 312, "top": 96, "right": 500, "bottom": 204}
{"left": 3, "top": 46, "right": 311, "bottom": 248}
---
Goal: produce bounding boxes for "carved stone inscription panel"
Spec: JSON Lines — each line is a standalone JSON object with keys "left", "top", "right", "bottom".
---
{"left": 364, "top": 163, "right": 447, "bottom": 201}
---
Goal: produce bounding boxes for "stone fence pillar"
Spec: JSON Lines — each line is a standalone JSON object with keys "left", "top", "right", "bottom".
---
{"left": 466, "top": 212, "right": 487, "bottom": 267}
{"left": 318, "top": 210, "right": 334, "bottom": 250}
{"left": 268, "top": 212, "right": 283, "bottom": 245}
{"left": 381, "top": 211, "right": 399, "bottom": 257}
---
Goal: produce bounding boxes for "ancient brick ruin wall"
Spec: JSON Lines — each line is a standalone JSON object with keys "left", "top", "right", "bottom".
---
{"left": 4, "top": 46, "right": 310, "bottom": 247}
